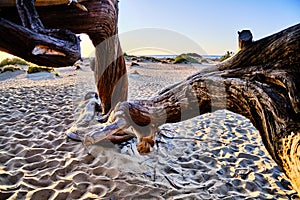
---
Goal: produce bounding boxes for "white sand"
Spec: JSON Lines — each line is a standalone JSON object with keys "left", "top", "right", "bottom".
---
{"left": 0, "top": 60, "right": 298, "bottom": 199}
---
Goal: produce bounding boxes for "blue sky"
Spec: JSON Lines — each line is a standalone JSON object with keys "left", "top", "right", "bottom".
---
{"left": 0, "top": 0, "right": 299, "bottom": 59}
{"left": 118, "top": 0, "right": 300, "bottom": 55}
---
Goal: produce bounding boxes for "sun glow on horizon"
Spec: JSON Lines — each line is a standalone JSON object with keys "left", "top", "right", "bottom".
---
{"left": 125, "top": 47, "right": 178, "bottom": 56}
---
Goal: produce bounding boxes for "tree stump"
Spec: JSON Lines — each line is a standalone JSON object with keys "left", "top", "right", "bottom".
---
{"left": 238, "top": 30, "right": 253, "bottom": 50}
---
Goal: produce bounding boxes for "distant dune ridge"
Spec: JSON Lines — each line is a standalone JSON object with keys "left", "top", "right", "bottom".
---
{"left": 0, "top": 58, "right": 298, "bottom": 199}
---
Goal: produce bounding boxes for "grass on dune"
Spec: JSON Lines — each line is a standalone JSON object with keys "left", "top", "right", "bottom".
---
{"left": 0, "top": 57, "right": 29, "bottom": 68}
{"left": 27, "top": 65, "right": 54, "bottom": 74}
{"left": 174, "top": 53, "right": 201, "bottom": 64}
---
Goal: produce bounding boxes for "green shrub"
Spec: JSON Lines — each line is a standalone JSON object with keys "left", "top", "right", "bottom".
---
{"left": 27, "top": 65, "right": 54, "bottom": 74}
{"left": 174, "top": 54, "right": 200, "bottom": 64}
{"left": 1, "top": 65, "right": 23, "bottom": 73}
{"left": 174, "top": 55, "right": 188, "bottom": 64}
{"left": 220, "top": 51, "right": 234, "bottom": 62}
{"left": 123, "top": 52, "right": 131, "bottom": 61}
{"left": 0, "top": 57, "right": 29, "bottom": 68}
{"left": 184, "top": 53, "right": 202, "bottom": 58}
{"left": 54, "top": 71, "right": 60, "bottom": 77}
{"left": 201, "top": 58, "right": 209, "bottom": 63}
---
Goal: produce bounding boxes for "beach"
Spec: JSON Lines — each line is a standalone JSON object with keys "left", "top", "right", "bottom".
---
{"left": 0, "top": 59, "right": 298, "bottom": 199}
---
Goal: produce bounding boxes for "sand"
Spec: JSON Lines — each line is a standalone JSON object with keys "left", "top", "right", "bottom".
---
{"left": 0, "top": 60, "right": 299, "bottom": 199}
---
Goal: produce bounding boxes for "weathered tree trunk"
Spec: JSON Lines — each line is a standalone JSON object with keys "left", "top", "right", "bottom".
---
{"left": 0, "top": 0, "right": 128, "bottom": 114}
{"left": 84, "top": 23, "right": 300, "bottom": 194}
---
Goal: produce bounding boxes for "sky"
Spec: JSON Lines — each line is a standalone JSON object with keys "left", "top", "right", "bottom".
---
{"left": 1, "top": 0, "right": 299, "bottom": 60}
{"left": 117, "top": 0, "right": 300, "bottom": 55}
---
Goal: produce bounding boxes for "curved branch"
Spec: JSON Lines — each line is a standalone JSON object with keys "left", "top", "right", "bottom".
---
{"left": 83, "top": 23, "right": 300, "bottom": 194}
{"left": 0, "top": 17, "right": 80, "bottom": 67}
{"left": 0, "top": 0, "right": 81, "bottom": 66}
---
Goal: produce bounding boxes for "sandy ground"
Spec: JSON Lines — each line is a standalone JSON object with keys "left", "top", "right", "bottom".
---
{"left": 0, "top": 60, "right": 299, "bottom": 199}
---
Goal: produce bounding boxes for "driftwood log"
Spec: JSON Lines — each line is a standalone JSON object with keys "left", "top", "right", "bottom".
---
{"left": 0, "top": 0, "right": 83, "bottom": 66}
{"left": 82, "top": 23, "right": 300, "bottom": 194}
{"left": 0, "top": 0, "right": 128, "bottom": 114}
{"left": 1, "top": 0, "right": 300, "bottom": 195}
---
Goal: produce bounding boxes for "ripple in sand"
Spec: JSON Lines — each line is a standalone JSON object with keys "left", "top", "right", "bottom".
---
{"left": 56, "top": 142, "right": 76, "bottom": 152}
{"left": 24, "top": 155, "right": 44, "bottom": 163}
{"left": 72, "top": 172, "right": 89, "bottom": 183}
{"left": 0, "top": 153, "right": 13, "bottom": 164}
{"left": 52, "top": 192, "right": 69, "bottom": 200}
{"left": 80, "top": 154, "right": 96, "bottom": 165}
{"left": 54, "top": 180, "right": 73, "bottom": 190}
{"left": 30, "top": 189, "right": 55, "bottom": 200}
{"left": 5, "top": 157, "right": 26, "bottom": 170}
{"left": 0, "top": 171, "right": 24, "bottom": 186}
{"left": 22, "top": 161, "right": 48, "bottom": 171}
{"left": 12, "top": 132, "right": 34, "bottom": 139}
{"left": 23, "top": 177, "right": 52, "bottom": 188}
{"left": 92, "top": 166, "right": 119, "bottom": 179}
{"left": 0, "top": 191, "right": 14, "bottom": 199}
{"left": 89, "top": 185, "right": 108, "bottom": 197}
{"left": 17, "top": 148, "right": 45, "bottom": 158}
{"left": 69, "top": 188, "right": 86, "bottom": 199}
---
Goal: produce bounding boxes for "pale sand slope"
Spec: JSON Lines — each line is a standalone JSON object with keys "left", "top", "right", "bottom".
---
{"left": 0, "top": 60, "right": 298, "bottom": 199}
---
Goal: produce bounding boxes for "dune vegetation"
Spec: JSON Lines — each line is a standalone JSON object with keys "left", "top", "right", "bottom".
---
{"left": 27, "top": 65, "right": 54, "bottom": 74}
{"left": 0, "top": 57, "right": 28, "bottom": 68}
{"left": 173, "top": 53, "right": 202, "bottom": 64}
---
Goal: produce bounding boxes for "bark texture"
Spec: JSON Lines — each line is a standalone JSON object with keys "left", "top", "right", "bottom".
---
{"left": 0, "top": 0, "right": 128, "bottom": 114}
{"left": 84, "top": 23, "right": 300, "bottom": 194}
{"left": 0, "top": 0, "right": 81, "bottom": 67}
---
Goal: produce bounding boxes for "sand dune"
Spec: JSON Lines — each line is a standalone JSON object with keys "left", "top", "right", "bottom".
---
{"left": 0, "top": 60, "right": 298, "bottom": 199}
